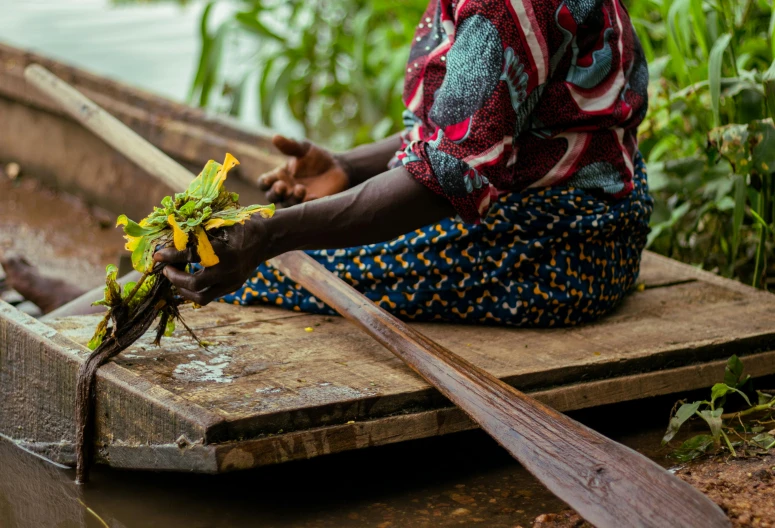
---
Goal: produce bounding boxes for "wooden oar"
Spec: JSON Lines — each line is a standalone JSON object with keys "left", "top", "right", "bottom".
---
{"left": 24, "top": 63, "right": 730, "bottom": 528}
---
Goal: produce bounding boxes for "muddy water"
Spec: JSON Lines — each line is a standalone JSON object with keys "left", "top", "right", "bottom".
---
{"left": 1, "top": 420, "right": 677, "bottom": 528}
{"left": 0, "top": 178, "right": 684, "bottom": 527}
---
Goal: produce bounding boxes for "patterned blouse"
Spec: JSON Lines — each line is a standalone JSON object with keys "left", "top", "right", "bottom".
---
{"left": 391, "top": 0, "right": 649, "bottom": 223}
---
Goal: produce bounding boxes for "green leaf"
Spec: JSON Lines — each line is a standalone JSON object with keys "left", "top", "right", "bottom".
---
{"left": 711, "top": 383, "right": 752, "bottom": 408}
{"left": 672, "top": 434, "right": 714, "bottom": 462}
{"left": 748, "top": 118, "right": 775, "bottom": 175}
{"left": 87, "top": 315, "right": 109, "bottom": 351}
{"left": 751, "top": 433, "right": 775, "bottom": 450}
{"left": 663, "top": 401, "right": 702, "bottom": 444}
{"left": 699, "top": 408, "right": 724, "bottom": 443}
{"left": 116, "top": 215, "right": 156, "bottom": 237}
{"left": 130, "top": 235, "right": 152, "bottom": 273}
{"left": 758, "top": 391, "right": 774, "bottom": 405}
{"left": 710, "top": 383, "right": 731, "bottom": 406}
{"left": 164, "top": 318, "right": 176, "bottom": 337}
{"left": 178, "top": 201, "right": 197, "bottom": 217}
{"left": 234, "top": 11, "right": 283, "bottom": 41}
{"left": 708, "top": 33, "right": 733, "bottom": 127}
{"left": 121, "top": 282, "right": 137, "bottom": 300}
{"left": 724, "top": 355, "right": 748, "bottom": 387}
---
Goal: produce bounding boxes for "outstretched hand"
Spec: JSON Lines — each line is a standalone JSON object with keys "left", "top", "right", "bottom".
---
{"left": 153, "top": 218, "right": 273, "bottom": 306}
{"left": 259, "top": 135, "right": 350, "bottom": 207}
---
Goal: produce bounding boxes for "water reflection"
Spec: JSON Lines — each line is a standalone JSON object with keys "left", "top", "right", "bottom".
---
{"left": 0, "top": 394, "right": 685, "bottom": 528}
{"left": 0, "top": 440, "right": 86, "bottom": 528}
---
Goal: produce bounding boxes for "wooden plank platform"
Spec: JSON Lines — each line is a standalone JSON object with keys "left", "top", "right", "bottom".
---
{"left": 2, "top": 252, "right": 774, "bottom": 473}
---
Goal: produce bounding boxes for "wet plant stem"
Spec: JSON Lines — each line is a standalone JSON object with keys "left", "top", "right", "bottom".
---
{"left": 720, "top": 401, "right": 775, "bottom": 420}
{"left": 123, "top": 270, "right": 151, "bottom": 305}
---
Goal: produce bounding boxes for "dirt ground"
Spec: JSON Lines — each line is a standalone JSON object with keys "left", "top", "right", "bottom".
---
{"left": 531, "top": 454, "right": 775, "bottom": 528}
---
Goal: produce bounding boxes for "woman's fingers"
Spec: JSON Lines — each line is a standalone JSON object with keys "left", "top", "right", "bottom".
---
{"left": 272, "top": 134, "right": 310, "bottom": 158}
{"left": 162, "top": 265, "right": 208, "bottom": 292}
{"left": 175, "top": 286, "right": 213, "bottom": 306}
{"left": 265, "top": 180, "right": 291, "bottom": 204}
{"left": 154, "top": 246, "right": 199, "bottom": 265}
{"left": 257, "top": 169, "right": 280, "bottom": 191}
{"left": 286, "top": 184, "right": 307, "bottom": 206}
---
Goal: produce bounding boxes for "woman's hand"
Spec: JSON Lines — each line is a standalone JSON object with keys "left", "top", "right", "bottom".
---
{"left": 259, "top": 135, "right": 350, "bottom": 207}
{"left": 153, "top": 217, "right": 273, "bottom": 306}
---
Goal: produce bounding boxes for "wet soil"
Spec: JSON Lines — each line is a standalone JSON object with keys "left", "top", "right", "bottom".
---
{"left": 533, "top": 454, "right": 775, "bottom": 528}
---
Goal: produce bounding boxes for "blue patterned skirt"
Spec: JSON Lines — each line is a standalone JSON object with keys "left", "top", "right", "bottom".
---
{"left": 219, "top": 155, "right": 653, "bottom": 327}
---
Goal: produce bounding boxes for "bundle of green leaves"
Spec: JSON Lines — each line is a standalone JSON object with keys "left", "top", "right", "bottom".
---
{"left": 87, "top": 153, "right": 275, "bottom": 350}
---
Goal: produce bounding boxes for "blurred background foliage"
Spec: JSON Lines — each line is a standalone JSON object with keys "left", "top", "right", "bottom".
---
{"left": 190, "top": 0, "right": 775, "bottom": 289}
{"left": 191, "top": 0, "right": 424, "bottom": 148}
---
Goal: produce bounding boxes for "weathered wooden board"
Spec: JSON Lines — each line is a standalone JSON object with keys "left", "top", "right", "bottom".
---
{"left": 0, "top": 43, "right": 282, "bottom": 220}
{"left": 2, "top": 251, "right": 773, "bottom": 472}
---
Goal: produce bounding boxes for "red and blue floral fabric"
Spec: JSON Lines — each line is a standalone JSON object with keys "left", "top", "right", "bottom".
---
{"left": 392, "top": 0, "right": 648, "bottom": 223}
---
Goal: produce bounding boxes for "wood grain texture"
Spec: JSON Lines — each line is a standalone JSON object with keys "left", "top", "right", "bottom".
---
{"left": 46, "top": 274, "right": 775, "bottom": 439}
{"left": 0, "top": 301, "right": 224, "bottom": 465}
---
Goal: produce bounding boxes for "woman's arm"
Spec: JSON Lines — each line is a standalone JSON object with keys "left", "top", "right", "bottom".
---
{"left": 335, "top": 133, "right": 403, "bottom": 187}
{"left": 156, "top": 167, "right": 454, "bottom": 304}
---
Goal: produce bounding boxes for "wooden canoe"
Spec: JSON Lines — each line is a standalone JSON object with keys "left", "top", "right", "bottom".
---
{"left": 1, "top": 43, "right": 774, "bottom": 473}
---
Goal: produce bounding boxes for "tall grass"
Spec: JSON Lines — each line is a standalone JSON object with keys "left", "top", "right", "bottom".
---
{"left": 630, "top": 0, "right": 775, "bottom": 288}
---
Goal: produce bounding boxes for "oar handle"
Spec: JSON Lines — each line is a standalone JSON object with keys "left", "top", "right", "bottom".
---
{"left": 24, "top": 64, "right": 192, "bottom": 192}
{"left": 24, "top": 64, "right": 730, "bottom": 528}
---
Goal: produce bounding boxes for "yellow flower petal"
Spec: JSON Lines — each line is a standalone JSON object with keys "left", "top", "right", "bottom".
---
{"left": 124, "top": 235, "right": 142, "bottom": 252}
{"left": 204, "top": 218, "right": 229, "bottom": 230}
{"left": 195, "top": 227, "right": 220, "bottom": 267}
{"left": 214, "top": 153, "right": 240, "bottom": 190}
{"left": 168, "top": 214, "right": 188, "bottom": 251}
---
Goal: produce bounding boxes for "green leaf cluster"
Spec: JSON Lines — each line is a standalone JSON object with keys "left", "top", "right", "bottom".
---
{"left": 116, "top": 153, "right": 274, "bottom": 273}
{"left": 189, "top": 0, "right": 425, "bottom": 150}
{"left": 662, "top": 355, "right": 775, "bottom": 461}
{"left": 87, "top": 153, "right": 274, "bottom": 350}
{"left": 631, "top": 0, "right": 775, "bottom": 288}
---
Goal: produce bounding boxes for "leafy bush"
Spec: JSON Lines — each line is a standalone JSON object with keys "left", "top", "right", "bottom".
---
{"left": 663, "top": 355, "right": 775, "bottom": 461}
{"left": 190, "top": 0, "right": 424, "bottom": 149}
{"left": 630, "top": 0, "right": 775, "bottom": 287}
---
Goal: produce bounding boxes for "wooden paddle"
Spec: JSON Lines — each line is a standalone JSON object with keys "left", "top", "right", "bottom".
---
{"left": 25, "top": 63, "right": 730, "bottom": 528}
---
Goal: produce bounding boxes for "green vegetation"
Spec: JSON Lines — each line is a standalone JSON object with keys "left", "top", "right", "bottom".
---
{"left": 87, "top": 154, "right": 274, "bottom": 351}
{"left": 190, "top": 0, "right": 424, "bottom": 149}
{"left": 663, "top": 355, "right": 775, "bottom": 461}
{"left": 630, "top": 0, "right": 775, "bottom": 288}
{"left": 190, "top": 0, "right": 775, "bottom": 288}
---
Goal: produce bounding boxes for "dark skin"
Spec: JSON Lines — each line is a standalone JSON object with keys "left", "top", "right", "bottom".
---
{"left": 156, "top": 134, "right": 455, "bottom": 305}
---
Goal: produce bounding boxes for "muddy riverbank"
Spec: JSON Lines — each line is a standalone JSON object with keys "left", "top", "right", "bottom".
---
{"left": 534, "top": 454, "right": 775, "bottom": 528}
